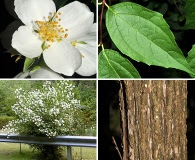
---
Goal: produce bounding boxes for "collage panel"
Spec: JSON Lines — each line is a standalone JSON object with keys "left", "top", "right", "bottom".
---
{"left": 98, "top": 1, "right": 195, "bottom": 78}
{"left": 0, "top": 80, "right": 97, "bottom": 160}
{"left": 98, "top": 80, "right": 195, "bottom": 160}
{"left": 0, "top": 0, "right": 97, "bottom": 78}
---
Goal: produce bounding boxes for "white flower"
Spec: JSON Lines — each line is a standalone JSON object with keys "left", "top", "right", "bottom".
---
{"left": 30, "top": 67, "right": 64, "bottom": 78}
{"left": 14, "top": 67, "right": 64, "bottom": 78}
{"left": 75, "top": 23, "right": 97, "bottom": 76}
{"left": 49, "top": 108, "right": 54, "bottom": 115}
{"left": 14, "top": 70, "right": 31, "bottom": 78}
{"left": 54, "top": 120, "right": 61, "bottom": 126}
{"left": 12, "top": 0, "right": 95, "bottom": 76}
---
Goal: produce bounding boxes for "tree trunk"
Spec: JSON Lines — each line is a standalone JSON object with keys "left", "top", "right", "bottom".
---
{"left": 119, "top": 80, "right": 187, "bottom": 160}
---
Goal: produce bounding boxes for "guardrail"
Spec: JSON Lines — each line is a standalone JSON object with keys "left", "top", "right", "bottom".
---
{"left": 0, "top": 134, "right": 96, "bottom": 160}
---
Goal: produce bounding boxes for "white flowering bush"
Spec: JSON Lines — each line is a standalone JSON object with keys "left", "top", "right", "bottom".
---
{"left": 2, "top": 80, "right": 80, "bottom": 136}
{"left": 2, "top": 80, "right": 81, "bottom": 160}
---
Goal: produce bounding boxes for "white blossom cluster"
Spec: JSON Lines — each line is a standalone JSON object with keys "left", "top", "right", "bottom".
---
{"left": 2, "top": 81, "right": 80, "bottom": 137}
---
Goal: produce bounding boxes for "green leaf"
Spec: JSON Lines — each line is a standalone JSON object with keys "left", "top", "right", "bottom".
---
{"left": 106, "top": 2, "right": 195, "bottom": 76}
{"left": 98, "top": 49, "right": 140, "bottom": 78}
{"left": 23, "top": 58, "right": 35, "bottom": 72}
{"left": 184, "top": 0, "right": 195, "bottom": 29}
{"left": 186, "top": 45, "right": 195, "bottom": 74}
{"left": 30, "top": 66, "right": 41, "bottom": 73}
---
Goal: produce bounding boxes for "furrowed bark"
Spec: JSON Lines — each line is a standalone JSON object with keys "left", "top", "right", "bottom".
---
{"left": 119, "top": 80, "right": 187, "bottom": 160}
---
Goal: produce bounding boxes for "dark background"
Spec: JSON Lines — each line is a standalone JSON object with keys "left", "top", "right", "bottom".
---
{"left": 0, "top": 0, "right": 96, "bottom": 78}
{"left": 98, "top": 0, "right": 195, "bottom": 78}
{"left": 98, "top": 80, "right": 195, "bottom": 160}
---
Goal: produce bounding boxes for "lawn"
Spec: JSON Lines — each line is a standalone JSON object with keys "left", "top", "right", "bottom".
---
{"left": 0, "top": 142, "right": 96, "bottom": 160}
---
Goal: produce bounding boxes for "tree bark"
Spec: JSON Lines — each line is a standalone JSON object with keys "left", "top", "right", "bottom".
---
{"left": 119, "top": 80, "right": 187, "bottom": 160}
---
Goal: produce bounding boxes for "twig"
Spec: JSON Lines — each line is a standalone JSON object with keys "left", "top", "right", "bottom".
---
{"left": 112, "top": 136, "right": 123, "bottom": 160}
{"left": 174, "top": 0, "right": 185, "bottom": 18}
{"left": 99, "top": 0, "right": 106, "bottom": 45}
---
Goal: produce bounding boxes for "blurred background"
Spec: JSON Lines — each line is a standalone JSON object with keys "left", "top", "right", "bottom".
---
{"left": 98, "top": 80, "right": 195, "bottom": 160}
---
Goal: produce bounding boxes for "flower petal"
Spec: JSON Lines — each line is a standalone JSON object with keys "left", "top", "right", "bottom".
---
{"left": 12, "top": 26, "right": 42, "bottom": 58}
{"left": 43, "top": 41, "right": 82, "bottom": 76}
{"left": 30, "top": 67, "right": 64, "bottom": 79}
{"left": 75, "top": 44, "right": 96, "bottom": 76}
{"left": 58, "top": 1, "right": 94, "bottom": 40}
{"left": 14, "top": 0, "right": 56, "bottom": 26}
{"left": 77, "top": 23, "right": 97, "bottom": 47}
{"left": 14, "top": 70, "right": 30, "bottom": 78}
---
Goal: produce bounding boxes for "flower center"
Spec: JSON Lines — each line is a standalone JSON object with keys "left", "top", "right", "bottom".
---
{"left": 34, "top": 12, "right": 68, "bottom": 48}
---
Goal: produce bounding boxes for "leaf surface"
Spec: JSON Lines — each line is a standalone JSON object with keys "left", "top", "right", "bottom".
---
{"left": 106, "top": 2, "right": 195, "bottom": 76}
{"left": 23, "top": 58, "right": 35, "bottom": 72}
{"left": 184, "top": 0, "right": 195, "bottom": 29}
{"left": 186, "top": 45, "right": 195, "bottom": 77}
{"left": 98, "top": 49, "right": 140, "bottom": 78}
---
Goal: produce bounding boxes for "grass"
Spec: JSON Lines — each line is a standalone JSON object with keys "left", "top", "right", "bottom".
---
{"left": 0, "top": 143, "right": 31, "bottom": 160}
{"left": 0, "top": 143, "right": 96, "bottom": 160}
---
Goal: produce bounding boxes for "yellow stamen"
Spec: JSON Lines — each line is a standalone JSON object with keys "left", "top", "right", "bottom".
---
{"left": 64, "top": 33, "right": 68, "bottom": 38}
{"left": 34, "top": 11, "right": 68, "bottom": 49}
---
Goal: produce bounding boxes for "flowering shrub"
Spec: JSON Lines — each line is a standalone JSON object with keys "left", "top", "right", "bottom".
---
{"left": 2, "top": 80, "right": 82, "bottom": 159}
{"left": 2, "top": 80, "right": 80, "bottom": 136}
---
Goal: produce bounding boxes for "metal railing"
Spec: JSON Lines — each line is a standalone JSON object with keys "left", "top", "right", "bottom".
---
{"left": 0, "top": 134, "right": 96, "bottom": 160}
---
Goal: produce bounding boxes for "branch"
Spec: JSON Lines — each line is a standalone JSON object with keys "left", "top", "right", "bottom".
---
{"left": 112, "top": 136, "right": 123, "bottom": 160}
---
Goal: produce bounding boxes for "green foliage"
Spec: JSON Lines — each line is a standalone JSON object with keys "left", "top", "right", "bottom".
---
{"left": 106, "top": 2, "right": 194, "bottom": 75}
{"left": 2, "top": 81, "right": 81, "bottom": 136}
{"left": 99, "top": 49, "right": 140, "bottom": 78}
{"left": 187, "top": 45, "right": 195, "bottom": 73}
{"left": 0, "top": 80, "right": 96, "bottom": 136}
{"left": 2, "top": 80, "right": 96, "bottom": 159}
{"left": 0, "top": 81, "right": 46, "bottom": 116}
{"left": 0, "top": 81, "right": 31, "bottom": 116}
{"left": 0, "top": 116, "right": 15, "bottom": 129}
{"left": 30, "top": 145, "right": 63, "bottom": 160}
{"left": 23, "top": 57, "right": 35, "bottom": 72}
{"left": 98, "top": 0, "right": 195, "bottom": 78}
{"left": 184, "top": 0, "right": 195, "bottom": 29}
{"left": 74, "top": 81, "right": 96, "bottom": 135}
